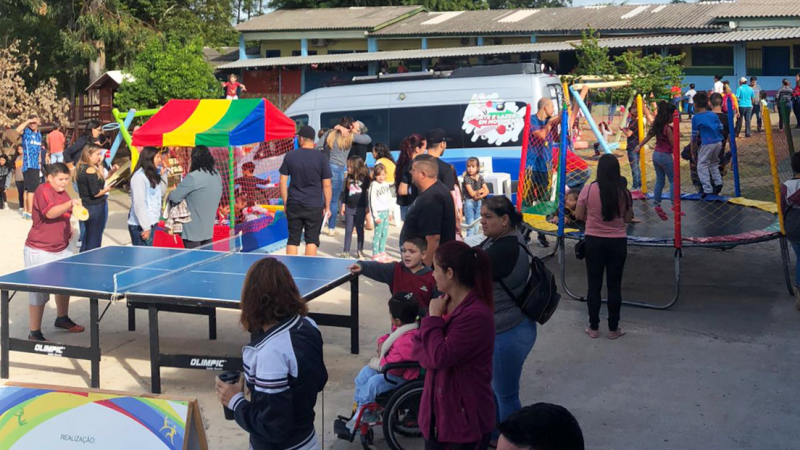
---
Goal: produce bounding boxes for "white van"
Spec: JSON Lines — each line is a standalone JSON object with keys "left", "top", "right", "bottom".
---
{"left": 284, "top": 64, "right": 563, "bottom": 176}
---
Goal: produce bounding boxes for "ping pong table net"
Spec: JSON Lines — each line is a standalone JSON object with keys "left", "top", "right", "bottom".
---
{"left": 111, "top": 235, "right": 244, "bottom": 301}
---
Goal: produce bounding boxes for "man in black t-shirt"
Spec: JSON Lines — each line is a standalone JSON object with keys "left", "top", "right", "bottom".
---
{"left": 400, "top": 154, "right": 456, "bottom": 267}
{"left": 279, "top": 126, "right": 332, "bottom": 256}
{"left": 425, "top": 128, "right": 455, "bottom": 190}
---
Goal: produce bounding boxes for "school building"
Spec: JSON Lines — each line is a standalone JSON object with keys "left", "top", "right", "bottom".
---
{"left": 218, "top": 0, "right": 800, "bottom": 108}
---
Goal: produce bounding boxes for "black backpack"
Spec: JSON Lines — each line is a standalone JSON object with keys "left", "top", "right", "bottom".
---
{"left": 498, "top": 243, "right": 561, "bottom": 325}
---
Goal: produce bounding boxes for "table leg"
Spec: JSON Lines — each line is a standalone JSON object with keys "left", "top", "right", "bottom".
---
{"left": 208, "top": 308, "right": 217, "bottom": 341}
{"left": 350, "top": 277, "right": 359, "bottom": 355}
{"left": 90, "top": 298, "right": 100, "bottom": 388}
{"left": 148, "top": 306, "right": 162, "bottom": 394}
{"left": 127, "top": 304, "right": 136, "bottom": 331}
{"left": 1, "top": 290, "right": 9, "bottom": 379}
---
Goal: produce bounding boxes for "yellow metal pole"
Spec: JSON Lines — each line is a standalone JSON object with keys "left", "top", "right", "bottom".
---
{"left": 562, "top": 80, "right": 571, "bottom": 127}
{"left": 764, "top": 103, "right": 786, "bottom": 235}
{"left": 637, "top": 94, "right": 648, "bottom": 194}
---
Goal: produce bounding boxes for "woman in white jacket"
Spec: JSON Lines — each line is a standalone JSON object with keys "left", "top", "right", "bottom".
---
{"left": 128, "top": 147, "right": 167, "bottom": 246}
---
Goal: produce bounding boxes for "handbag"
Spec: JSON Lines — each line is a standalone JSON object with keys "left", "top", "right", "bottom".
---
{"left": 575, "top": 239, "right": 586, "bottom": 260}
{"left": 497, "top": 241, "right": 561, "bottom": 325}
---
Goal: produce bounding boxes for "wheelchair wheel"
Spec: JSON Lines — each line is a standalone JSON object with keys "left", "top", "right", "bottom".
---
{"left": 382, "top": 381, "right": 425, "bottom": 450}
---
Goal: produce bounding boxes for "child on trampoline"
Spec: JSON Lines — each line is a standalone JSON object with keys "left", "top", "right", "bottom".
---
{"left": 622, "top": 103, "right": 653, "bottom": 193}
{"left": 335, "top": 291, "right": 421, "bottom": 438}
{"left": 634, "top": 102, "right": 679, "bottom": 221}
{"left": 781, "top": 152, "right": 800, "bottom": 310}
{"left": 691, "top": 92, "right": 725, "bottom": 197}
{"left": 24, "top": 163, "right": 84, "bottom": 341}
{"left": 349, "top": 236, "right": 437, "bottom": 308}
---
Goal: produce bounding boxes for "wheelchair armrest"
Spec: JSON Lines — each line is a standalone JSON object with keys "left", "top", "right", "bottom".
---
{"left": 381, "top": 362, "right": 422, "bottom": 385}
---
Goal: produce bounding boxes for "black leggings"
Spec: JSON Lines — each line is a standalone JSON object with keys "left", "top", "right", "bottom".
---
{"left": 183, "top": 238, "right": 213, "bottom": 249}
{"left": 425, "top": 433, "right": 491, "bottom": 450}
{"left": 16, "top": 181, "right": 24, "bottom": 208}
{"left": 584, "top": 235, "right": 627, "bottom": 331}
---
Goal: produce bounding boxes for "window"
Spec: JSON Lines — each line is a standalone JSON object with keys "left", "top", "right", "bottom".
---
{"left": 548, "top": 84, "right": 564, "bottom": 114}
{"left": 290, "top": 114, "right": 309, "bottom": 130}
{"left": 692, "top": 47, "right": 733, "bottom": 67}
{"left": 265, "top": 50, "right": 280, "bottom": 58}
{"left": 292, "top": 50, "right": 317, "bottom": 57}
{"left": 321, "top": 110, "right": 390, "bottom": 148}
{"left": 328, "top": 50, "right": 356, "bottom": 55}
{"left": 794, "top": 45, "right": 800, "bottom": 68}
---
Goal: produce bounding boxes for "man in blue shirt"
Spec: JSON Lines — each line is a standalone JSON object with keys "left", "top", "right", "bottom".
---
{"left": 734, "top": 77, "right": 755, "bottom": 138}
{"left": 527, "top": 97, "right": 561, "bottom": 247}
{"left": 15, "top": 114, "right": 42, "bottom": 219}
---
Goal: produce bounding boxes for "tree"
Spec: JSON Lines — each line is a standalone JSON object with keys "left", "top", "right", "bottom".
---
{"left": 571, "top": 28, "right": 617, "bottom": 78}
{"left": 115, "top": 36, "right": 220, "bottom": 111}
{"left": 266, "top": 0, "right": 487, "bottom": 11}
{"left": 0, "top": 40, "right": 70, "bottom": 129}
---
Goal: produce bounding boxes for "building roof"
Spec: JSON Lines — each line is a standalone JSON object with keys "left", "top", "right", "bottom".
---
{"left": 85, "top": 70, "right": 134, "bottom": 91}
{"left": 219, "top": 27, "right": 800, "bottom": 70}
{"left": 236, "top": 6, "right": 423, "bottom": 32}
{"left": 372, "top": 3, "right": 729, "bottom": 36}
{"left": 203, "top": 46, "right": 260, "bottom": 67}
{"left": 714, "top": 0, "right": 800, "bottom": 20}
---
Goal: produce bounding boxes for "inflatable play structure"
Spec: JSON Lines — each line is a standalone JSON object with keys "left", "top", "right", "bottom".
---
{"left": 130, "top": 99, "right": 297, "bottom": 252}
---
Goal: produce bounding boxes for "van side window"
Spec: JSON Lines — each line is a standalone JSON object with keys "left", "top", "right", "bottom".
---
{"left": 321, "top": 110, "right": 389, "bottom": 146}
{"left": 548, "top": 85, "right": 563, "bottom": 112}
{"left": 290, "top": 114, "right": 309, "bottom": 130}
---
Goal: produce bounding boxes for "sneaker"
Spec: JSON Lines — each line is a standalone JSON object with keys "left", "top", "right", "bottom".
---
{"left": 28, "top": 330, "right": 46, "bottom": 341}
{"left": 794, "top": 286, "right": 800, "bottom": 311}
{"left": 54, "top": 316, "right": 85, "bottom": 333}
{"left": 713, "top": 184, "right": 723, "bottom": 195}
{"left": 337, "top": 252, "right": 350, "bottom": 259}
{"left": 357, "top": 252, "right": 367, "bottom": 260}
{"left": 18, "top": 207, "right": 23, "bottom": 212}
{"left": 654, "top": 205, "right": 668, "bottom": 221}
{"left": 537, "top": 233, "right": 549, "bottom": 248}
{"left": 326, "top": 228, "right": 336, "bottom": 237}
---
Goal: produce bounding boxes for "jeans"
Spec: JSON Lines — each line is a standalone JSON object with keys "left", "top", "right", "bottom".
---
{"left": 752, "top": 104, "right": 762, "bottom": 131}
{"left": 652, "top": 151, "right": 674, "bottom": 206}
{"left": 128, "top": 224, "right": 154, "bottom": 246}
{"left": 735, "top": 106, "right": 753, "bottom": 137}
{"left": 567, "top": 169, "right": 590, "bottom": 192}
{"left": 80, "top": 202, "right": 108, "bottom": 253}
{"left": 627, "top": 149, "right": 642, "bottom": 190}
{"left": 585, "top": 236, "right": 627, "bottom": 331}
{"left": 793, "top": 98, "right": 800, "bottom": 128}
{"left": 343, "top": 206, "right": 367, "bottom": 254}
{"left": 492, "top": 317, "right": 537, "bottom": 437}
{"left": 328, "top": 163, "right": 345, "bottom": 230}
{"left": 687, "top": 104, "right": 695, "bottom": 118}
{"left": 373, "top": 210, "right": 390, "bottom": 254}
{"left": 400, "top": 205, "right": 410, "bottom": 221}
{"left": 50, "top": 153, "right": 64, "bottom": 163}
{"left": 183, "top": 239, "right": 212, "bottom": 249}
{"left": 792, "top": 242, "right": 800, "bottom": 287}
{"left": 353, "top": 366, "right": 405, "bottom": 406}
{"left": 463, "top": 198, "right": 481, "bottom": 236}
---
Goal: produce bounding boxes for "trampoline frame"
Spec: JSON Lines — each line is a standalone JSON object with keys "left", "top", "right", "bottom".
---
{"left": 525, "top": 102, "right": 794, "bottom": 310}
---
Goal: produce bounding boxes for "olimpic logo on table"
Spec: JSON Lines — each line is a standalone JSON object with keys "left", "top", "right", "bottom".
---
{"left": 462, "top": 93, "right": 526, "bottom": 146}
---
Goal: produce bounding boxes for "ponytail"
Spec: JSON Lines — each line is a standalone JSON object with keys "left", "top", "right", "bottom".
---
{"left": 435, "top": 241, "right": 494, "bottom": 311}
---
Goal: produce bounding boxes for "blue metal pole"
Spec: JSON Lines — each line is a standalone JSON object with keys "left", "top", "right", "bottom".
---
{"left": 569, "top": 86, "right": 613, "bottom": 153}
{"left": 557, "top": 106, "right": 569, "bottom": 237}
{"left": 727, "top": 96, "right": 741, "bottom": 197}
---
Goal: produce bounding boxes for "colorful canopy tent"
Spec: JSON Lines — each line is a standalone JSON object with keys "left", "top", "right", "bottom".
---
{"left": 131, "top": 98, "right": 295, "bottom": 147}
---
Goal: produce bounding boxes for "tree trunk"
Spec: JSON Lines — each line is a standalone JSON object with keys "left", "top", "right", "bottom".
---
{"left": 89, "top": 40, "right": 106, "bottom": 84}
{"left": 236, "top": 0, "right": 242, "bottom": 24}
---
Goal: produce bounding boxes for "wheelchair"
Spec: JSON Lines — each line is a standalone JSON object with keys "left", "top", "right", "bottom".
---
{"left": 334, "top": 362, "right": 425, "bottom": 450}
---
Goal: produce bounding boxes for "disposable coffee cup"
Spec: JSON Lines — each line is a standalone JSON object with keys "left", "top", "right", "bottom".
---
{"left": 219, "top": 371, "right": 241, "bottom": 420}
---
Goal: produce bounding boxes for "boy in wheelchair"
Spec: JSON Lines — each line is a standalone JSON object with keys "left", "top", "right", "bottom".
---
{"left": 335, "top": 292, "right": 421, "bottom": 440}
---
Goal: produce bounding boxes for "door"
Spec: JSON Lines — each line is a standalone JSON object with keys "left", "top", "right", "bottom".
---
{"left": 763, "top": 46, "right": 790, "bottom": 76}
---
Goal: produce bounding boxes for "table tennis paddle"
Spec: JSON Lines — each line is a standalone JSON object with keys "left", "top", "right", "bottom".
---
{"left": 73, "top": 205, "right": 89, "bottom": 222}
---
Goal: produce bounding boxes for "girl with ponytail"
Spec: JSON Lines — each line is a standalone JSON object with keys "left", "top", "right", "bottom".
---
{"left": 411, "top": 240, "right": 495, "bottom": 450}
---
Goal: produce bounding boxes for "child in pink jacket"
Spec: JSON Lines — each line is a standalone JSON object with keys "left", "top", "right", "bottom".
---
{"left": 341, "top": 292, "right": 421, "bottom": 435}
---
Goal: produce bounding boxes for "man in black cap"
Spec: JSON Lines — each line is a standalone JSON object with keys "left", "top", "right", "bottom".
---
{"left": 425, "top": 128, "right": 455, "bottom": 190}
{"left": 279, "top": 125, "right": 332, "bottom": 256}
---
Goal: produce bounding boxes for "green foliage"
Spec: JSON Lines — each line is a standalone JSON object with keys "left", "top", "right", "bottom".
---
{"left": 115, "top": 36, "right": 219, "bottom": 111}
{"left": 571, "top": 28, "right": 685, "bottom": 104}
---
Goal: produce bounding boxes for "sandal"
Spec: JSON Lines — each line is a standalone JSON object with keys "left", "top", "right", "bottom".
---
{"left": 654, "top": 205, "right": 668, "bottom": 221}
{"left": 54, "top": 316, "right": 85, "bottom": 333}
{"left": 608, "top": 329, "right": 627, "bottom": 340}
{"left": 585, "top": 327, "right": 599, "bottom": 339}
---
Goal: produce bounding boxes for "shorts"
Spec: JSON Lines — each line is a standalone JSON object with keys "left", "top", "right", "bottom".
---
{"left": 23, "top": 169, "right": 40, "bottom": 192}
{"left": 226, "top": 95, "right": 239, "bottom": 100}
{"left": 24, "top": 245, "right": 73, "bottom": 306}
{"left": 286, "top": 203, "right": 323, "bottom": 247}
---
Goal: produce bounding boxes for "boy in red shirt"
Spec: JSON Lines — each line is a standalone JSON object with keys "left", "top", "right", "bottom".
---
{"left": 24, "top": 163, "right": 84, "bottom": 341}
{"left": 349, "top": 236, "right": 437, "bottom": 308}
{"left": 221, "top": 74, "right": 246, "bottom": 100}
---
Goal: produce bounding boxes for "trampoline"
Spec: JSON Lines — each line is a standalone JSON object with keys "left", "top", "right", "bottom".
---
{"left": 518, "top": 100, "right": 793, "bottom": 310}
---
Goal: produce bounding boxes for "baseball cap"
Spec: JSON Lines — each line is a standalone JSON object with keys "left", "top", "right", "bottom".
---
{"left": 740, "top": 77, "right": 747, "bottom": 83}
{"left": 296, "top": 125, "right": 316, "bottom": 140}
{"left": 426, "top": 128, "right": 451, "bottom": 145}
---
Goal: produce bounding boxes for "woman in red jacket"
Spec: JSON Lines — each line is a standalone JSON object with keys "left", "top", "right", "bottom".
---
{"left": 412, "top": 241, "right": 496, "bottom": 450}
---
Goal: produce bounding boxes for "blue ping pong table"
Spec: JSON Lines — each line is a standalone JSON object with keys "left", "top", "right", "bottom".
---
{"left": 0, "top": 246, "right": 359, "bottom": 393}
